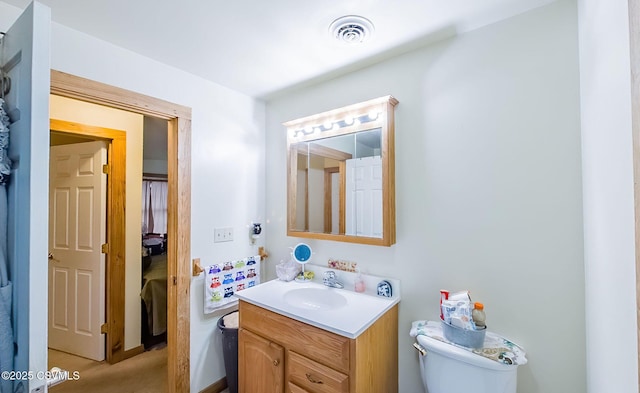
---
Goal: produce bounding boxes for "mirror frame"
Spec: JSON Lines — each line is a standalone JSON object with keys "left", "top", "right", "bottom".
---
{"left": 284, "top": 95, "right": 398, "bottom": 246}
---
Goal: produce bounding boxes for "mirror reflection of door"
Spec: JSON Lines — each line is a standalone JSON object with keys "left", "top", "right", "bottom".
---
{"left": 346, "top": 155, "right": 382, "bottom": 237}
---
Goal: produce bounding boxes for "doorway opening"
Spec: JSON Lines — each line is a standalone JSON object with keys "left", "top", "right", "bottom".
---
{"left": 50, "top": 70, "right": 192, "bottom": 393}
{"left": 141, "top": 116, "right": 169, "bottom": 351}
{"left": 47, "top": 115, "right": 170, "bottom": 392}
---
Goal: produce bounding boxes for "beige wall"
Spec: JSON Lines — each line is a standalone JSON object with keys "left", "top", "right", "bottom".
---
{"left": 266, "top": 1, "right": 585, "bottom": 392}
{"left": 50, "top": 95, "right": 144, "bottom": 351}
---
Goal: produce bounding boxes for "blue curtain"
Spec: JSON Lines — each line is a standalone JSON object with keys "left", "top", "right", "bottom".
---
{"left": 0, "top": 97, "right": 14, "bottom": 393}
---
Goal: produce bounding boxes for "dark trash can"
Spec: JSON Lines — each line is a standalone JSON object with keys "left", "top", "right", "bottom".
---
{"left": 218, "top": 310, "right": 239, "bottom": 393}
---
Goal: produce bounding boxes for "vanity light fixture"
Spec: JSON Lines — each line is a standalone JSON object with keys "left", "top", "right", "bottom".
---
{"left": 288, "top": 110, "right": 385, "bottom": 140}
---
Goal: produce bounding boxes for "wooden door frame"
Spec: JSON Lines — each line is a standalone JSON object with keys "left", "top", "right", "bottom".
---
{"left": 324, "top": 166, "right": 345, "bottom": 234}
{"left": 50, "top": 69, "right": 192, "bottom": 392}
{"left": 49, "top": 121, "right": 129, "bottom": 364}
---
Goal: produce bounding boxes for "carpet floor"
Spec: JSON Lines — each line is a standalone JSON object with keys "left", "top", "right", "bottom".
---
{"left": 48, "top": 346, "right": 167, "bottom": 393}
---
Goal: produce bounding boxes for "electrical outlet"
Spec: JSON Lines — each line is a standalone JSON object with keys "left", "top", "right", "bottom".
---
{"left": 214, "top": 227, "right": 234, "bottom": 242}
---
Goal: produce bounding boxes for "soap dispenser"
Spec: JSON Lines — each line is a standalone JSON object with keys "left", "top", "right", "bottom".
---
{"left": 354, "top": 270, "right": 366, "bottom": 293}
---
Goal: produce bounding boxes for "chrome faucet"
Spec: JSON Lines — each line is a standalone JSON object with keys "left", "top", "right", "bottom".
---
{"left": 323, "top": 271, "right": 344, "bottom": 289}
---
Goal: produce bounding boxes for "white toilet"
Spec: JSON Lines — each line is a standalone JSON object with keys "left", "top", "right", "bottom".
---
{"left": 416, "top": 334, "right": 522, "bottom": 393}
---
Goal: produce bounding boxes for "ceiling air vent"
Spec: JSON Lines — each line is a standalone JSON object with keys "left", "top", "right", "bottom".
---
{"left": 329, "top": 15, "right": 374, "bottom": 44}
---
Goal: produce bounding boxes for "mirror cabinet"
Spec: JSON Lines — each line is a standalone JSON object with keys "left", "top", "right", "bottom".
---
{"left": 284, "top": 95, "right": 398, "bottom": 246}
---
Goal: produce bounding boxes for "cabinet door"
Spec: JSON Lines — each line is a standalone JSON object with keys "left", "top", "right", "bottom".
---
{"left": 239, "top": 328, "right": 285, "bottom": 392}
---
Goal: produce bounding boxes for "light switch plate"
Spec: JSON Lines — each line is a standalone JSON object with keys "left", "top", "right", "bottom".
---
{"left": 214, "top": 227, "right": 233, "bottom": 242}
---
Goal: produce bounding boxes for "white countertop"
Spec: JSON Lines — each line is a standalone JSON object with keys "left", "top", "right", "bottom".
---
{"left": 235, "top": 278, "right": 400, "bottom": 338}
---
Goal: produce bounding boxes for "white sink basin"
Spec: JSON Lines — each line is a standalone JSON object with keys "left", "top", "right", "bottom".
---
{"left": 284, "top": 287, "right": 347, "bottom": 310}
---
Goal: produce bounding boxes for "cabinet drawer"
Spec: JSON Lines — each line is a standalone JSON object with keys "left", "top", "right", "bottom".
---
{"left": 287, "top": 382, "right": 310, "bottom": 393}
{"left": 287, "top": 351, "right": 349, "bottom": 393}
{"left": 240, "top": 301, "right": 350, "bottom": 372}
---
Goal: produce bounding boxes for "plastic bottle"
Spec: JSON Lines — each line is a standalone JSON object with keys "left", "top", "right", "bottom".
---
{"left": 439, "top": 290, "right": 449, "bottom": 320}
{"left": 354, "top": 270, "right": 366, "bottom": 293}
{"left": 472, "top": 302, "right": 486, "bottom": 329}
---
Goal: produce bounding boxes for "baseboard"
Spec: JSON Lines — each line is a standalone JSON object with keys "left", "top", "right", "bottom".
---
{"left": 199, "top": 377, "right": 228, "bottom": 393}
{"left": 121, "top": 345, "right": 145, "bottom": 361}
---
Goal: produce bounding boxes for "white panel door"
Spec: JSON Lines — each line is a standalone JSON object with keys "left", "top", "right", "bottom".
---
{"left": 48, "top": 141, "right": 107, "bottom": 361}
{"left": 346, "top": 156, "right": 383, "bottom": 237}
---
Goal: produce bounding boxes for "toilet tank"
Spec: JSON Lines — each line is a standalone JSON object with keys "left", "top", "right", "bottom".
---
{"left": 416, "top": 334, "right": 519, "bottom": 393}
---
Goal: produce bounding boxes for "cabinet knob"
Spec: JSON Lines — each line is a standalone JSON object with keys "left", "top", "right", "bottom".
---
{"left": 306, "top": 373, "right": 323, "bottom": 384}
{"left": 272, "top": 359, "right": 280, "bottom": 366}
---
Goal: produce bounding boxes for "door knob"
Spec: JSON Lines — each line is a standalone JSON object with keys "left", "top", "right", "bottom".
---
{"left": 272, "top": 359, "right": 280, "bottom": 366}
{"left": 48, "top": 253, "right": 55, "bottom": 261}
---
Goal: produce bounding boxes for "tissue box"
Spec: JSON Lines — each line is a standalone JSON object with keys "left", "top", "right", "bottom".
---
{"left": 441, "top": 320, "right": 486, "bottom": 349}
{"left": 276, "top": 262, "right": 300, "bottom": 282}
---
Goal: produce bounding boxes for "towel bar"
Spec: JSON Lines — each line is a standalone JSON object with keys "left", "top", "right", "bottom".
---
{"left": 193, "top": 258, "right": 204, "bottom": 276}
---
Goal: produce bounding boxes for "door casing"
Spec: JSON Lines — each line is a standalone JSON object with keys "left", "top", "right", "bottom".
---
{"left": 50, "top": 70, "right": 192, "bottom": 392}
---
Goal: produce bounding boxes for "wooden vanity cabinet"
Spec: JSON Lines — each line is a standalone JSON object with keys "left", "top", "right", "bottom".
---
{"left": 238, "top": 300, "right": 398, "bottom": 393}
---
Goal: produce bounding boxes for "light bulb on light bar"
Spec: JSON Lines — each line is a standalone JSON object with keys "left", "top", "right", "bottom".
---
{"left": 354, "top": 118, "right": 361, "bottom": 126}
{"left": 305, "top": 125, "right": 313, "bottom": 134}
{"left": 344, "top": 117, "right": 354, "bottom": 125}
{"left": 323, "top": 121, "right": 333, "bottom": 130}
{"left": 368, "top": 111, "right": 379, "bottom": 120}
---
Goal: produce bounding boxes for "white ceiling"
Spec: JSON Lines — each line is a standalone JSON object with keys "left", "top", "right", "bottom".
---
{"left": 4, "top": 0, "right": 557, "bottom": 99}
